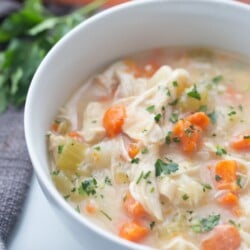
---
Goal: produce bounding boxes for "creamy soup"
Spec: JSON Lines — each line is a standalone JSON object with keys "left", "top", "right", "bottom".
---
{"left": 48, "top": 48, "right": 250, "bottom": 250}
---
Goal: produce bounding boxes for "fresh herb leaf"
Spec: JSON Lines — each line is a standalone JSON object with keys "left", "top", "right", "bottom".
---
{"left": 143, "top": 171, "right": 151, "bottom": 179}
{"left": 208, "top": 111, "right": 217, "bottom": 124}
{"left": 136, "top": 172, "right": 144, "bottom": 184}
{"left": 104, "top": 176, "right": 112, "bottom": 186}
{"left": 78, "top": 178, "right": 98, "bottom": 196}
{"left": 187, "top": 85, "right": 201, "bottom": 100}
{"left": 58, "top": 145, "right": 64, "bottom": 154}
{"left": 154, "top": 113, "right": 162, "bottom": 123}
{"left": 216, "top": 146, "right": 227, "bottom": 156}
{"left": 191, "top": 214, "right": 220, "bottom": 233}
{"left": 182, "top": 194, "right": 189, "bottom": 200}
{"left": 100, "top": 210, "right": 112, "bottom": 221}
{"left": 212, "top": 75, "right": 223, "bottom": 84}
{"left": 76, "top": 205, "right": 80, "bottom": 213}
{"left": 169, "top": 98, "right": 178, "bottom": 106}
{"left": 94, "top": 146, "right": 101, "bottom": 151}
{"left": 172, "top": 81, "right": 178, "bottom": 87}
{"left": 172, "top": 137, "right": 181, "bottom": 143}
{"left": 150, "top": 221, "right": 156, "bottom": 230}
{"left": 169, "top": 113, "right": 178, "bottom": 123}
{"left": 228, "top": 110, "right": 237, "bottom": 116}
{"left": 131, "top": 157, "right": 140, "bottom": 164}
{"left": 146, "top": 105, "right": 155, "bottom": 113}
{"left": 141, "top": 147, "right": 149, "bottom": 154}
{"left": 215, "top": 175, "right": 222, "bottom": 182}
{"left": 199, "top": 105, "right": 208, "bottom": 112}
{"left": 165, "top": 131, "right": 172, "bottom": 145}
{"left": 202, "top": 183, "right": 212, "bottom": 192}
{"left": 236, "top": 176, "right": 243, "bottom": 188}
{"left": 155, "top": 159, "right": 179, "bottom": 177}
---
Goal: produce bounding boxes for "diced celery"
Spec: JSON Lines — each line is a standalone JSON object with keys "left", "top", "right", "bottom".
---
{"left": 52, "top": 173, "right": 73, "bottom": 196}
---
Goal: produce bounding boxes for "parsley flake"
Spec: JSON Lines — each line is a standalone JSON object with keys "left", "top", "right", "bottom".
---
{"left": 131, "top": 158, "right": 140, "bottom": 164}
{"left": 154, "top": 113, "right": 162, "bottom": 123}
{"left": 187, "top": 85, "right": 201, "bottom": 100}
{"left": 155, "top": 159, "right": 179, "bottom": 177}
{"left": 216, "top": 146, "right": 227, "bottom": 156}
{"left": 146, "top": 105, "right": 155, "bottom": 113}
{"left": 191, "top": 214, "right": 220, "bottom": 233}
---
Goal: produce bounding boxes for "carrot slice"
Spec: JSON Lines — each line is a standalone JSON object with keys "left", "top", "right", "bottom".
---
{"left": 201, "top": 224, "right": 241, "bottom": 250}
{"left": 172, "top": 119, "right": 202, "bottom": 153}
{"left": 123, "top": 192, "right": 147, "bottom": 218}
{"left": 128, "top": 143, "right": 140, "bottom": 159}
{"left": 187, "top": 112, "right": 210, "bottom": 130}
{"left": 215, "top": 160, "right": 237, "bottom": 188}
{"left": 67, "top": 131, "right": 83, "bottom": 141}
{"left": 119, "top": 221, "right": 149, "bottom": 242}
{"left": 103, "top": 0, "right": 131, "bottom": 8}
{"left": 85, "top": 202, "right": 97, "bottom": 214}
{"left": 103, "top": 105, "right": 126, "bottom": 138}
{"left": 231, "top": 133, "right": 250, "bottom": 151}
{"left": 217, "top": 192, "right": 238, "bottom": 207}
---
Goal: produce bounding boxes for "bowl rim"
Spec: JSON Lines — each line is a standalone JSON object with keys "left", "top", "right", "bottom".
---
{"left": 24, "top": 0, "right": 250, "bottom": 249}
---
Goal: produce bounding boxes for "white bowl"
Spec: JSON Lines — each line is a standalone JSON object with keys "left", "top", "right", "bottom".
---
{"left": 24, "top": 0, "right": 250, "bottom": 249}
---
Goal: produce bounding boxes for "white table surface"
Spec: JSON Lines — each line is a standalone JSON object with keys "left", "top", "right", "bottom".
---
{"left": 8, "top": 176, "right": 85, "bottom": 250}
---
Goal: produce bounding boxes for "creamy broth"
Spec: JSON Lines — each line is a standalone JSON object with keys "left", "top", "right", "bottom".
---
{"left": 48, "top": 48, "right": 250, "bottom": 250}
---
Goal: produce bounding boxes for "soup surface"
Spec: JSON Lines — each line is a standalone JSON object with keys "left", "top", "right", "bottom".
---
{"left": 48, "top": 48, "right": 250, "bottom": 250}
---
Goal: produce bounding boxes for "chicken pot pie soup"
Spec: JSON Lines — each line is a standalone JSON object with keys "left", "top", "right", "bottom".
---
{"left": 48, "top": 48, "right": 250, "bottom": 250}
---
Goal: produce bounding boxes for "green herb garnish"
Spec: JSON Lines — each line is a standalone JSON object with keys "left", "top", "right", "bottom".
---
{"left": 0, "top": 0, "right": 104, "bottom": 113}
{"left": 182, "top": 194, "right": 189, "bottom": 200}
{"left": 165, "top": 131, "right": 172, "bottom": 145}
{"left": 169, "top": 113, "right": 179, "bottom": 123}
{"left": 78, "top": 178, "right": 98, "bottom": 196}
{"left": 155, "top": 159, "right": 179, "bottom": 177}
{"left": 100, "top": 210, "right": 112, "bottom": 221}
{"left": 131, "top": 157, "right": 140, "bottom": 164}
{"left": 187, "top": 85, "right": 201, "bottom": 100}
{"left": 208, "top": 110, "right": 217, "bottom": 124}
{"left": 146, "top": 105, "right": 155, "bottom": 113}
{"left": 191, "top": 214, "right": 220, "bottom": 233}
{"left": 154, "top": 113, "right": 162, "bottom": 123}
{"left": 141, "top": 147, "right": 149, "bottom": 154}
{"left": 212, "top": 75, "right": 223, "bottom": 84}
{"left": 216, "top": 146, "right": 227, "bottom": 156}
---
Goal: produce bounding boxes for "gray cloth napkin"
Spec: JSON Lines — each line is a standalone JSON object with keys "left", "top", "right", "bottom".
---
{"left": 0, "top": 108, "right": 33, "bottom": 250}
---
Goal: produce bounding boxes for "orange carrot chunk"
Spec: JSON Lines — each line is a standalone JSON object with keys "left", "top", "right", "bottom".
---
{"left": 103, "top": 105, "right": 126, "bottom": 138}
{"left": 217, "top": 191, "right": 238, "bottom": 207}
{"left": 119, "top": 221, "right": 149, "bottom": 242}
{"left": 85, "top": 203, "right": 97, "bottom": 214}
{"left": 123, "top": 192, "right": 147, "bottom": 218}
{"left": 201, "top": 224, "right": 241, "bottom": 250}
{"left": 231, "top": 133, "right": 250, "bottom": 151}
{"left": 215, "top": 160, "right": 237, "bottom": 189}
{"left": 187, "top": 112, "right": 210, "bottom": 130}
{"left": 172, "top": 119, "right": 202, "bottom": 153}
{"left": 128, "top": 143, "right": 140, "bottom": 159}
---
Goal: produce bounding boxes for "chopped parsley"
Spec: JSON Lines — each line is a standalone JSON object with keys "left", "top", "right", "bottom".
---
{"left": 58, "top": 145, "right": 64, "bottom": 154}
{"left": 52, "top": 170, "right": 60, "bottom": 176}
{"left": 169, "top": 98, "right": 178, "bottom": 106}
{"left": 136, "top": 172, "right": 144, "bottom": 184}
{"left": 146, "top": 105, "right": 155, "bottom": 113}
{"left": 228, "top": 110, "right": 237, "bottom": 117}
{"left": 64, "top": 195, "right": 70, "bottom": 200}
{"left": 172, "top": 81, "right": 178, "bottom": 87}
{"left": 143, "top": 171, "right": 151, "bottom": 180}
{"left": 166, "top": 88, "right": 171, "bottom": 96}
{"left": 187, "top": 84, "right": 201, "bottom": 100}
{"left": 191, "top": 214, "right": 220, "bottom": 233}
{"left": 184, "top": 125, "right": 195, "bottom": 138}
{"left": 236, "top": 176, "right": 243, "bottom": 189}
{"left": 78, "top": 178, "right": 97, "bottom": 196}
{"left": 228, "top": 219, "right": 241, "bottom": 228}
{"left": 91, "top": 120, "right": 97, "bottom": 123}
{"left": 155, "top": 159, "right": 179, "bottom": 177}
{"left": 165, "top": 131, "right": 172, "bottom": 145}
{"left": 199, "top": 105, "right": 208, "bottom": 112}
{"left": 212, "top": 75, "right": 223, "bottom": 84}
{"left": 243, "top": 135, "right": 250, "bottom": 139}
{"left": 104, "top": 176, "right": 112, "bottom": 186}
{"left": 131, "top": 157, "right": 140, "bottom": 164}
{"left": 216, "top": 146, "right": 227, "bottom": 156}
{"left": 141, "top": 147, "right": 149, "bottom": 154}
{"left": 150, "top": 221, "right": 156, "bottom": 230}
{"left": 182, "top": 194, "right": 189, "bottom": 200}
{"left": 154, "top": 113, "right": 162, "bottom": 123}
{"left": 173, "top": 137, "right": 181, "bottom": 143}
{"left": 215, "top": 175, "right": 222, "bottom": 182}
{"left": 169, "top": 113, "right": 179, "bottom": 123}
{"left": 202, "top": 183, "right": 212, "bottom": 192}
{"left": 100, "top": 210, "right": 112, "bottom": 221}
{"left": 94, "top": 146, "right": 101, "bottom": 151}
{"left": 207, "top": 111, "right": 217, "bottom": 124}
